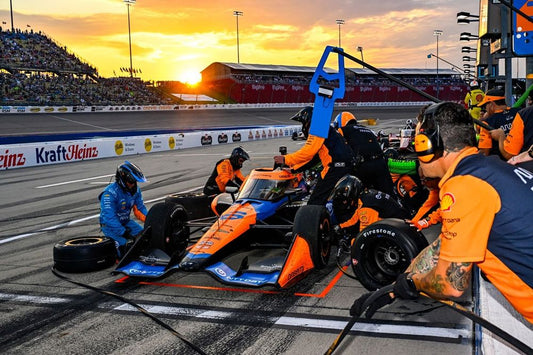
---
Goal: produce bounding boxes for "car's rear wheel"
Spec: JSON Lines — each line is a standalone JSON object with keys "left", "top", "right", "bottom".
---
{"left": 351, "top": 218, "right": 428, "bottom": 290}
{"left": 293, "top": 205, "right": 332, "bottom": 269}
{"left": 145, "top": 202, "right": 190, "bottom": 256}
{"left": 53, "top": 236, "right": 116, "bottom": 273}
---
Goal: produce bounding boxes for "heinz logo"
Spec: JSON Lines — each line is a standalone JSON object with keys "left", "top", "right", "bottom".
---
{"left": 35, "top": 144, "right": 99, "bottom": 164}
{"left": 0, "top": 149, "right": 26, "bottom": 168}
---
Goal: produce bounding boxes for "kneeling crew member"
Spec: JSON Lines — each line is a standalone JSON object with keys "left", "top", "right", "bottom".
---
{"left": 204, "top": 146, "right": 249, "bottom": 196}
{"left": 329, "top": 174, "right": 411, "bottom": 235}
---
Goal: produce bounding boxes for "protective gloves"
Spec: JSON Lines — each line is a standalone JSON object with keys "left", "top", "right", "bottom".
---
{"left": 349, "top": 273, "right": 419, "bottom": 319}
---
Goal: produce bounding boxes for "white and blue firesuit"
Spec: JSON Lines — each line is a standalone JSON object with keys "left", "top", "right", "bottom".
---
{"left": 99, "top": 182, "right": 148, "bottom": 253}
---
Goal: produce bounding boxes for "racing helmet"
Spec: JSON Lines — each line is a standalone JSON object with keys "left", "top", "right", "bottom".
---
{"left": 116, "top": 160, "right": 147, "bottom": 194}
{"left": 291, "top": 106, "right": 313, "bottom": 138}
{"left": 229, "top": 146, "right": 249, "bottom": 169}
{"left": 469, "top": 80, "right": 479, "bottom": 89}
{"left": 333, "top": 112, "right": 357, "bottom": 129}
{"left": 329, "top": 175, "right": 363, "bottom": 219}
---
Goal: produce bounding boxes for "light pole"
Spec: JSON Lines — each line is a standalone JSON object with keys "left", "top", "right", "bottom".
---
{"left": 9, "top": 0, "right": 14, "bottom": 31}
{"left": 456, "top": 12, "right": 479, "bottom": 25}
{"left": 433, "top": 29, "right": 443, "bottom": 99}
{"left": 357, "top": 46, "right": 364, "bottom": 63}
{"left": 124, "top": 0, "right": 136, "bottom": 78}
{"left": 233, "top": 11, "right": 243, "bottom": 63}
{"left": 336, "top": 19, "right": 344, "bottom": 47}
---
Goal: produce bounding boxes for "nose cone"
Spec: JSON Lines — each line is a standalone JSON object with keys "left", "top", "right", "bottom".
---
{"left": 179, "top": 256, "right": 208, "bottom": 271}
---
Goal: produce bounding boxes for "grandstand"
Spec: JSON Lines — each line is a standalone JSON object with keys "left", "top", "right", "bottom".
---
{"left": 1, "top": 28, "right": 468, "bottom": 107}
{"left": 199, "top": 63, "right": 468, "bottom": 104}
{"left": 0, "top": 29, "right": 174, "bottom": 106}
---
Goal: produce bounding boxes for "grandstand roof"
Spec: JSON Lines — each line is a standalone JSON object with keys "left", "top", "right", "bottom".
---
{"left": 347, "top": 68, "right": 459, "bottom": 76}
{"left": 202, "top": 62, "right": 337, "bottom": 74}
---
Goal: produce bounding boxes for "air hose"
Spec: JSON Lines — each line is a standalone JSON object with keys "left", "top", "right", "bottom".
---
{"left": 51, "top": 267, "right": 208, "bottom": 355}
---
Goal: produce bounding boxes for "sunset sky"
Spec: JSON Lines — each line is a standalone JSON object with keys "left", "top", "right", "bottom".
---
{"left": 0, "top": 1, "right": 484, "bottom": 83}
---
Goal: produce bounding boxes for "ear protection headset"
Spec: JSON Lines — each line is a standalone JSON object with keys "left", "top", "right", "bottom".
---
{"left": 414, "top": 102, "right": 445, "bottom": 163}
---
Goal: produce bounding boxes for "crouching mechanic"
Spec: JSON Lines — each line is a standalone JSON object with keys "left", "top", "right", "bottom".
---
{"left": 329, "top": 175, "right": 411, "bottom": 239}
{"left": 203, "top": 147, "right": 249, "bottom": 196}
{"left": 273, "top": 107, "right": 354, "bottom": 205}
{"left": 334, "top": 111, "right": 395, "bottom": 196}
{"left": 99, "top": 161, "right": 148, "bottom": 257}
{"left": 350, "top": 102, "right": 533, "bottom": 324}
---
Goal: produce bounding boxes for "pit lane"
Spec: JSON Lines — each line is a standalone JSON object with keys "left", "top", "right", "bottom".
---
{"left": 0, "top": 107, "right": 485, "bottom": 354}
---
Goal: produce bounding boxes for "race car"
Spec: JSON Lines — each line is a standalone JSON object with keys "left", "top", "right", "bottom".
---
{"left": 113, "top": 167, "right": 333, "bottom": 289}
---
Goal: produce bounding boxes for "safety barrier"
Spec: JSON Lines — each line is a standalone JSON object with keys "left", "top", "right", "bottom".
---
{"left": 0, "top": 125, "right": 301, "bottom": 170}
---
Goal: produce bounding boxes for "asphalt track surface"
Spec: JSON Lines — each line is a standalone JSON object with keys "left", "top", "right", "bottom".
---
{"left": 0, "top": 107, "right": 479, "bottom": 355}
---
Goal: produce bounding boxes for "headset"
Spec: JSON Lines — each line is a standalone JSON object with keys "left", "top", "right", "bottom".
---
{"left": 414, "top": 102, "right": 445, "bottom": 163}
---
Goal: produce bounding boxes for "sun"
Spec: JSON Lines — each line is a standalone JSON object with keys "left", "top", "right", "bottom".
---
{"left": 178, "top": 71, "right": 202, "bottom": 85}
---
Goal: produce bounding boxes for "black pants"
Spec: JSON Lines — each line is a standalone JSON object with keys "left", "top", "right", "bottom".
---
{"left": 354, "top": 158, "right": 395, "bottom": 196}
{"left": 308, "top": 167, "right": 351, "bottom": 205}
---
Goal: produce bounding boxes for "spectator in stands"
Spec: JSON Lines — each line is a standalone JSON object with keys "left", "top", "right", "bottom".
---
{"left": 350, "top": 101, "right": 533, "bottom": 325}
{"left": 203, "top": 147, "right": 249, "bottom": 196}
{"left": 99, "top": 161, "right": 148, "bottom": 258}
{"left": 333, "top": 111, "right": 395, "bottom": 196}
{"left": 273, "top": 107, "right": 354, "bottom": 205}
{"left": 489, "top": 102, "right": 533, "bottom": 161}
{"left": 477, "top": 88, "right": 520, "bottom": 159}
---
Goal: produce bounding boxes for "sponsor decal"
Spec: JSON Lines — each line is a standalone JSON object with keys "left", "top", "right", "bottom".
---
{"left": 440, "top": 193, "right": 455, "bottom": 212}
{"left": 287, "top": 266, "right": 304, "bottom": 281}
{"left": 291, "top": 85, "right": 304, "bottom": 91}
{"left": 35, "top": 144, "right": 99, "bottom": 164}
{"left": 115, "top": 140, "right": 124, "bottom": 155}
{"left": 219, "top": 211, "right": 247, "bottom": 220}
{"left": 201, "top": 134, "right": 213, "bottom": 145}
{"left": 44, "top": 107, "right": 54, "bottom": 112}
{"left": 232, "top": 132, "right": 241, "bottom": 142}
{"left": 218, "top": 133, "right": 228, "bottom": 144}
{"left": 144, "top": 138, "right": 152, "bottom": 152}
{"left": 272, "top": 85, "right": 285, "bottom": 91}
{"left": 152, "top": 139, "right": 162, "bottom": 150}
{"left": 252, "top": 84, "right": 265, "bottom": 90}
{"left": 215, "top": 267, "right": 227, "bottom": 277}
{"left": 58, "top": 107, "right": 68, "bottom": 112}
{"left": 124, "top": 142, "right": 135, "bottom": 153}
{"left": 169, "top": 136, "right": 176, "bottom": 149}
{"left": 0, "top": 149, "right": 26, "bottom": 168}
{"left": 248, "top": 131, "right": 254, "bottom": 139}
{"left": 361, "top": 228, "right": 396, "bottom": 238}
{"left": 360, "top": 87, "right": 373, "bottom": 92}
{"left": 30, "top": 107, "right": 41, "bottom": 113}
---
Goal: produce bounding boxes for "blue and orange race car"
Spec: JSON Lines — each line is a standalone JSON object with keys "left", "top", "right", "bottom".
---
{"left": 114, "top": 167, "right": 333, "bottom": 288}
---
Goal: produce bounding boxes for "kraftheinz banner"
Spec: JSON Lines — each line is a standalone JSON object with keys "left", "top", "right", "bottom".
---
{"left": 0, "top": 125, "right": 299, "bottom": 170}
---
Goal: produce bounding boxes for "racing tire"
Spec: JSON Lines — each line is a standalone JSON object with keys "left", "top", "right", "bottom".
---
{"left": 53, "top": 237, "right": 116, "bottom": 273}
{"left": 351, "top": 218, "right": 428, "bottom": 291}
{"left": 293, "top": 205, "right": 332, "bottom": 269}
{"left": 292, "top": 132, "right": 298, "bottom": 141}
{"left": 145, "top": 202, "right": 190, "bottom": 256}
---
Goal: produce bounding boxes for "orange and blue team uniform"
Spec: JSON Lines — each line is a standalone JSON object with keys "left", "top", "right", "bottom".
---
{"left": 204, "top": 159, "right": 246, "bottom": 195}
{"left": 502, "top": 106, "right": 533, "bottom": 155}
{"left": 284, "top": 126, "right": 353, "bottom": 205}
{"left": 437, "top": 147, "right": 533, "bottom": 323}
{"left": 478, "top": 107, "right": 520, "bottom": 158}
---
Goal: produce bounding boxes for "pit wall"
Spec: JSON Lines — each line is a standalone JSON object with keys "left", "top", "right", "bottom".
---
{"left": 0, "top": 125, "right": 301, "bottom": 170}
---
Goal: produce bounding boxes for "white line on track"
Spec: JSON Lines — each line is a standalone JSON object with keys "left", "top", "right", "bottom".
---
{"left": 0, "top": 186, "right": 203, "bottom": 245}
{"left": 50, "top": 115, "right": 115, "bottom": 131}
{"left": 36, "top": 174, "right": 115, "bottom": 188}
{"left": 3, "top": 292, "right": 468, "bottom": 340}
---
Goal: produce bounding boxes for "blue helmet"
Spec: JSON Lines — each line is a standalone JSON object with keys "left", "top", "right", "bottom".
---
{"left": 116, "top": 161, "right": 146, "bottom": 194}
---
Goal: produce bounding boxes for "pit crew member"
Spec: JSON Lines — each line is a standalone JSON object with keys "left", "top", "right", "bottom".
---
{"left": 99, "top": 161, "right": 148, "bottom": 257}
{"left": 273, "top": 107, "right": 354, "bottom": 205}
{"left": 204, "top": 146, "right": 249, "bottom": 196}
{"left": 351, "top": 102, "right": 533, "bottom": 324}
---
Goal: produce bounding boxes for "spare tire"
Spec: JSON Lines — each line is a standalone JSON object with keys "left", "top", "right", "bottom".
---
{"left": 351, "top": 218, "right": 428, "bottom": 291}
{"left": 292, "top": 205, "right": 332, "bottom": 269}
{"left": 53, "top": 237, "right": 116, "bottom": 273}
